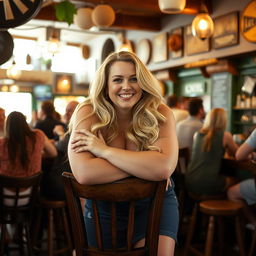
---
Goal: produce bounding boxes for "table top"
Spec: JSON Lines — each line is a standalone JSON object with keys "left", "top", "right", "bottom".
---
{"left": 222, "top": 158, "right": 256, "bottom": 176}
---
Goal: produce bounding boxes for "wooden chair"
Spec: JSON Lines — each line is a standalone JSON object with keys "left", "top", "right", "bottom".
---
{"left": 62, "top": 172, "right": 166, "bottom": 256}
{"left": 0, "top": 172, "right": 41, "bottom": 256}
{"left": 175, "top": 147, "right": 190, "bottom": 221}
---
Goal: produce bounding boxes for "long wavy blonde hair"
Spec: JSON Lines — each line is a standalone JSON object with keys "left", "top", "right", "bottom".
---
{"left": 70, "top": 51, "right": 165, "bottom": 151}
{"left": 200, "top": 108, "right": 227, "bottom": 152}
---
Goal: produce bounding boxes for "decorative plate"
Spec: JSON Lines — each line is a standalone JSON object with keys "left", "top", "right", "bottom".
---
{"left": 0, "top": 0, "right": 43, "bottom": 29}
{"left": 0, "top": 31, "right": 14, "bottom": 65}
{"left": 136, "top": 39, "right": 151, "bottom": 65}
{"left": 241, "top": 0, "right": 256, "bottom": 43}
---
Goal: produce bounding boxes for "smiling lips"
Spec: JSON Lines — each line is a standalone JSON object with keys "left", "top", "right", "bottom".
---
{"left": 118, "top": 93, "right": 134, "bottom": 100}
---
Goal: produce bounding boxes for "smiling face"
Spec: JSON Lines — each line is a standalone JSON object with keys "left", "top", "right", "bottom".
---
{"left": 107, "top": 61, "right": 142, "bottom": 113}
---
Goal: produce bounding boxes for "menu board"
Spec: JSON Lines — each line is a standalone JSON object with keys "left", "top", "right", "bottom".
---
{"left": 211, "top": 73, "right": 230, "bottom": 111}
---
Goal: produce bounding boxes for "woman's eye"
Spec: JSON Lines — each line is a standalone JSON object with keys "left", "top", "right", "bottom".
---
{"left": 130, "top": 77, "right": 137, "bottom": 83}
{"left": 113, "top": 78, "right": 122, "bottom": 83}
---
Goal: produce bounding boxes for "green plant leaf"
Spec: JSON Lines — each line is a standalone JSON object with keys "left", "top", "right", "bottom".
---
{"left": 54, "top": 0, "right": 77, "bottom": 26}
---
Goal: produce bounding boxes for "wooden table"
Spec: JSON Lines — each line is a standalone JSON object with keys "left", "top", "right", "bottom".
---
{"left": 222, "top": 158, "right": 256, "bottom": 181}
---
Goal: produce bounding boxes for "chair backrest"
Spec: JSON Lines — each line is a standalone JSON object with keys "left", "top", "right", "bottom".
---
{"left": 62, "top": 172, "right": 166, "bottom": 256}
{"left": 0, "top": 172, "right": 41, "bottom": 224}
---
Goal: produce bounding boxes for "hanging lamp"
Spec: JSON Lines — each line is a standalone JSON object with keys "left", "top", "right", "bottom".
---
{"left": 92, "top": 4, "right": 115, "bottom": 27}
{"left": 158, "top": 0, "right": 186, "bottom": 14}
{"left": 191, "top": 3, "right": 214, "bottom": 40}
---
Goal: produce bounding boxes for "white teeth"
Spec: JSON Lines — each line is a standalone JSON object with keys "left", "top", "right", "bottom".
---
{"left": 119, "top": 94, "right": 132, "bottom": 98}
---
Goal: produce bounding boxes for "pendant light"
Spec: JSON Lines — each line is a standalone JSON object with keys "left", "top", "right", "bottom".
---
{"left": 191, "top": 3, "right": 214, "bottom": 40}
{"left": 158, "top": 0, "right": 186, "bottom": 14}
{"left": 74, "top": 8, "right": 94, "bottom": 30}
{"left": 92, "top": 4, "right": 115, "bottom": 27}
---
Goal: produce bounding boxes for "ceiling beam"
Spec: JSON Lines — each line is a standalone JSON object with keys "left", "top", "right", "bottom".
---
{"left": 34, "top": 5, "right": 161, "bottom": 31}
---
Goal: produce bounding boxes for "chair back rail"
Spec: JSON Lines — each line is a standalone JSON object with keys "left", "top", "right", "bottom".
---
{"left": 62, "top": 172, "right": 166, "bottom": 256}
{"left": 0, "top": 172, "right": 41, "bottom": 223}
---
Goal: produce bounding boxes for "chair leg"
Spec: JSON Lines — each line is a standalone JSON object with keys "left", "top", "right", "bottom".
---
{"left": 204, "top": 216, "right": 215, "bottom": 256}
{"left": 24, "top": 223, "right": 33, "bottom": 256}
{"left": 0, "top": 224, "right": 6, "bottom": 256}
{"left": 249, "top": 229, "right": 256, "bottom": 256}
{"left": 48, "top": 208, "right": 54, "bottom": 256}
{"left": 217, "top": 217, "right": 224, "bottom": 256}
{"left": 235, "top": 216, "right": 245, "bottom": 256}
{"left": 183, "top": 203, "right": 198, "bottom": 256}
{"left": 61, "top": 207, "right": 73, "bottom": 253}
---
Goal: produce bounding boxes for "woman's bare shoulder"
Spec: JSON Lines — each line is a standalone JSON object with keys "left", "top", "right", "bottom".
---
{"left": 158, "top": 103, "right": 174, "bottom": 119}
{"left": 74, "top": 103, "right": 98, "bottom": 129}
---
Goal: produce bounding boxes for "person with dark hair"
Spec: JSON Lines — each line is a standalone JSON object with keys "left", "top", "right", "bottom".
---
{"left": 34, "top": 100, "right": 65, "bottom": 140}
{"left": 176, "top": 97, "right": 205, "bottom": 152}
{"left": 0, "top": 111, "right": 57, "bottom": 177}
{"left": 0, "top": 107, "right": 5, "bottom": 137}
{"left": 166, "top": 94, "right": 189, "bottom": 125}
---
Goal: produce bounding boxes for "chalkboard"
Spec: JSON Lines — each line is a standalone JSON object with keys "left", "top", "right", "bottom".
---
{"left": 211, "top": 73, "right": 230, "bottom": 111}
{"left": 211, "top": 73, "right": 232, "bottom": 131}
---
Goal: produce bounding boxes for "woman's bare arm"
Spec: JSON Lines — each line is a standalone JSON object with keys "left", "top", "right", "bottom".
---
{"left": 69, "top": 104, "right": 178, "bottom": 184}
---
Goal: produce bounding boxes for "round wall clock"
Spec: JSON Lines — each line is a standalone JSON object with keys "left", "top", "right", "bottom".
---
{"left": 0, "top": 0, "right": 43, "bottom": 29}
{"left": 136, "top": 39, "right": 151, "bottom": 65}
{"left": 241, "top": 0, "right": 256, "bottom": 43}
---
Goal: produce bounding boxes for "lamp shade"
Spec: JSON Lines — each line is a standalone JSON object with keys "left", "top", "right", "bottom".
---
{"left": 92, "top": 4, "right": 115, "bottom": 27}
{"left": 74, "top": 8, "right": 94, "bottom": 30}
{"left": 158, "top": 0, "right": 186, "bottom": 13}
{"left": 192, "top": 13, "right": 214, "bottom": 40}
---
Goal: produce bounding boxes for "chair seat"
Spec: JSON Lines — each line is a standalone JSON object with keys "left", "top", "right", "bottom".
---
{"left": 200, "top": 200, "right": 243, "bottom": 216}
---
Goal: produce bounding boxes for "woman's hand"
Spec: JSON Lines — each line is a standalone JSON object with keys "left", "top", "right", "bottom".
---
{"left": 71, "top": 129, "right": 108, "bottom": 158}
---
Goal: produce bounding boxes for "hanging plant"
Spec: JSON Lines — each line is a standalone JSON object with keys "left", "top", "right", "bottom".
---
{"left": 54, "top": 0, "right": 77, "bottom": 26}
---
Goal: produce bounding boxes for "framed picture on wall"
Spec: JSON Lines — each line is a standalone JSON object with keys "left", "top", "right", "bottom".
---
{"left": 184, "top": 25, "right": 210, "bottom": 56}
{"left": 54, "top": 73, "right": 74, "bottom": 94}
{"left": 152, "top": 32, "right": 168, "bottom": 63}
{"left": 212, "top": 11, "right": 239, "bottom": 49}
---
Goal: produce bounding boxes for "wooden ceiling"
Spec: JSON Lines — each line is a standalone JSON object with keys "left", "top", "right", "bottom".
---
{"left": 35, "top": 0, "right": 212, "bottom": 31}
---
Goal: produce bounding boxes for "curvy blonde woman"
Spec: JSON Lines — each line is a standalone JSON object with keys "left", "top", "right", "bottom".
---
{"left": 68, "top": 51, "right": 179, "bottom": 255}
{"left": 185, "top": 108, "right": 238, "bottom": 196}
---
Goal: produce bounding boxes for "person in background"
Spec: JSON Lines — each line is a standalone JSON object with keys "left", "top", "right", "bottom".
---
{"left": 41, "top": 100, "right": 79, "bottom": 200}
{"left": 53, "top": 100, "right": 79, "bottom": 140}
{"left": 0, "top": 111, "right": 57, "bottom": 177}
{"left": 68, "top": 51, "right": 179, "bottom": 255}
{"left": 176, "top": 97, "right": 205, "bottom": 152}
{"left": 0, "top": 107, "right": 5, "bottom": 137}
{"left": 166, "top": 94, "right": 189, "bottom": 125}
{"left": 34, "top": 100, "right": 65, "bottom": 141}
{"left": 185, "top": 108, "right": 238, "bottom": 196}
{"left": 227, "top": 128, "right": 256, "bottom": 226}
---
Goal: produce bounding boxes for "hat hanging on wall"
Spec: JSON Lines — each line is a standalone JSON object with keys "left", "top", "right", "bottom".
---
{"left": 0, "top": 31, "right": 14, "bottom": 65}
{"left": 0, "top": 0, "right": 42, "bottom": 29}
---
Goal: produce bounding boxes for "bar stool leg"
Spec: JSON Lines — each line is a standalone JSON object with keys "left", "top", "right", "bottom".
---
{"left": 48, "top": 208, "right": 54, "bottom": 256}
{"left": 235, "top": 216, "right": 245, "bottom": 256}
{"left": 249, "top": 229, "right": 256, "bottom": 256}
{"left": 183, "top": 203, "right": 198, "bottom": 256}
{"left": 61, "top": 207, "right": 73, "bottom": 250}
{"left": 205, "top": 216, "right": 215, "bottom": 256}
{"left": 217, "top": 217, "right": 224, "bottom": 256}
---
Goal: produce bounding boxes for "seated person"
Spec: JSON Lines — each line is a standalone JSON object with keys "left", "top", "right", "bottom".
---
{"left": 185, "top": 108, "right": 238, "bottom": 196}
{"left": 0, "top": 111, "right": 57, "bottom": 205}
{"left": 227, "top": 128, "right": 256, "bottom": 226}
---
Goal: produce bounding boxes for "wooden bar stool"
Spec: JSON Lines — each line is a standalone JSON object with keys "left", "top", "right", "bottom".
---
{"left": 183, "top": 192, "right": 225, "bottom": 256}
{"left": 198, "top": 200, "right": 245, "bottom": 256}
{"left": 33, "top": 198, "right": 73, "bottom": 256}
